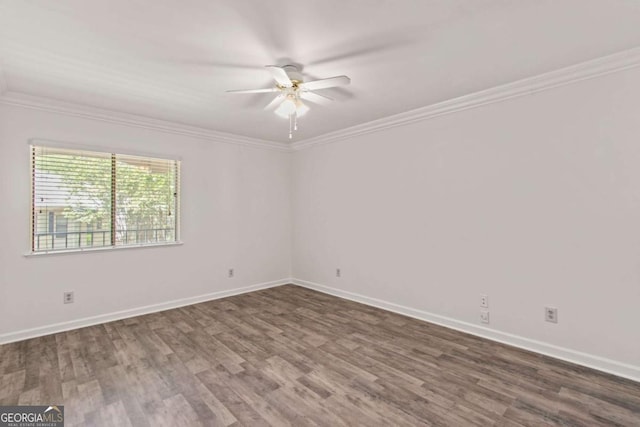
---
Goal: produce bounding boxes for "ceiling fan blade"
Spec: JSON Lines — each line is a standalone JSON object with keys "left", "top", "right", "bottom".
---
{"left": 300, "top": 91, "right": 333, "bottom": 106}
{"left": 265, "top": 65, "right": 293, "bottom": 87}
{"left": 264, "top": 95, "right": 283, "bottom": 110}
{"left": 226, "top": 88, "right": 279, "bottom": 94}
{"left": 299, "top": 76, "right": 350, "bottom": 91}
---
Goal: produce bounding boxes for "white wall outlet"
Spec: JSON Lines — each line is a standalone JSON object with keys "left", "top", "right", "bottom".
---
{"left": 480, "top": 309, "right": 490, "bottom": 324}
{"left": 336, "top": 268, "right": 341, "bottom": 278}
{"left": 63, "top": 291, "right": 74, "bottom": 304}
{"left": 228, "top": 268, "right": 234, "bottom": 278}
{"left": 480, "top": 294, "right": 489, "bottom": 308}
{"left": 545, "top": 307, "right": 558, "bottom": 323}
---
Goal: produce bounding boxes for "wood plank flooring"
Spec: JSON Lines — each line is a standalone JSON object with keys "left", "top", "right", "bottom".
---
{"left": 1, "top": 284, "right": 639, "bottom": 426}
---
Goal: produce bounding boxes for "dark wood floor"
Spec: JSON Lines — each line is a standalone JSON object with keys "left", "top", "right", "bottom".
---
{"left": 1, "top": 285, "right": 639, "bottom": 426}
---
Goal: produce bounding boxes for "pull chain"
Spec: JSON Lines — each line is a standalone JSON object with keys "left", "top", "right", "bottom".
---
{"left": 289, "top": 114, "right": 293, "bottom": 139}
{"left": 294, "top": 113, "right": 298, "bottom": 131}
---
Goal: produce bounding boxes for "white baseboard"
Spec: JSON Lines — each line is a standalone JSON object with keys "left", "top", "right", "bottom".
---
{"left": 4, "top": 277, "right": 638, "bottom": 383}
{"left": 292, "top": 278, "right": 640, "bottom": 383}
{"left": 0, "top": 278, "right": 292, "bottom": 345}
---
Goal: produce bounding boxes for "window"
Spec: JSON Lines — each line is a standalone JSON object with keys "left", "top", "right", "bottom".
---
{"left": 31, "top": 145, "right": 180, "bottom": 253}
{"left": 55, "top": 215, "right": 68, "bottom": 234}
{"left": 48, "top": 211, "right": 54, "bottom": 233}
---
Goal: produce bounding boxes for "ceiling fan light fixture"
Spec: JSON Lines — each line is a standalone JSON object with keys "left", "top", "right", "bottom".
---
{"left": 228, "top": 64, "right": 351, "bottom": 138}
{"left": 275, "top": 98, "right": 297, "bottom": 118}
{"left": 295, "top": 100, "right": 309, "bottom": 117}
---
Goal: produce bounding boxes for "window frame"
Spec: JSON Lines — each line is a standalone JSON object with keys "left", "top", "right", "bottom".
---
{"left": 27, "top": 140, "right": 182, "bottom": 256}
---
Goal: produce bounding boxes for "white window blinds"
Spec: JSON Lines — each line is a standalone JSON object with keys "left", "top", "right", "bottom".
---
{"left": 31, "top": 146, "right": 180, "bottom": 253}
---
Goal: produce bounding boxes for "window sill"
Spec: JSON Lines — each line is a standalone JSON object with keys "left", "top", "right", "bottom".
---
{"left": 24, "top": 241, "right": 183, "bottom": 257}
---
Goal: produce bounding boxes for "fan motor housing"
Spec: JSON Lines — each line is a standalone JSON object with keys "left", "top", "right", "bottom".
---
{"left": 282, "top": 65, "right": 304, "bottom": 85}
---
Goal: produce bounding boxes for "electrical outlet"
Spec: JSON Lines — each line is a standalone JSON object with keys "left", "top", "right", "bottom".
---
{"left": 336, "top": 268, "right": 341, "bottom": 278}
{"left": 63, "top": 291, "right": 74, "bottom": 304}
{"left": 480, "top": 310, "right": 490, "bottom": 324}
{"left": 228, "top": 268, "right": 234, "bottom": 278}
{"left": 480, "top": 294, "right": 489, "bottom": 308}
{"left": 545, "top": 307, "right": 558, "bottom": 323}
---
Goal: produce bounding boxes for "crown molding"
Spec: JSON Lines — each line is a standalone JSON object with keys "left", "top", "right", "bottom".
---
{"left": 291, "top": 46, "right": 640, "bottom": 151}
{"left": 0, "top": 91, "right": 291, "bottom": 152}
{"left": 3, "top": 46, "right": 640, "bottom": 153}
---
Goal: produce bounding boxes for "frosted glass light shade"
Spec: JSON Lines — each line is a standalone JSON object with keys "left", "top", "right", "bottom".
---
{"left": 296, "top": 101, "right": 309, "bottom": 117}
{"left": 275, "top": 98, "right": 296, "bottom": 118}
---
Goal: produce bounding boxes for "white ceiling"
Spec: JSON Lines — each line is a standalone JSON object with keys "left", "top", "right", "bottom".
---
{"left": 1, "top": 0, "right": 640, "bottom": 143}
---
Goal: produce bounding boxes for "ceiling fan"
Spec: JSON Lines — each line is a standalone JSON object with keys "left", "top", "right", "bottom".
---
{"left": 227, "top": 65, "right": 351, "bottom": 139}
